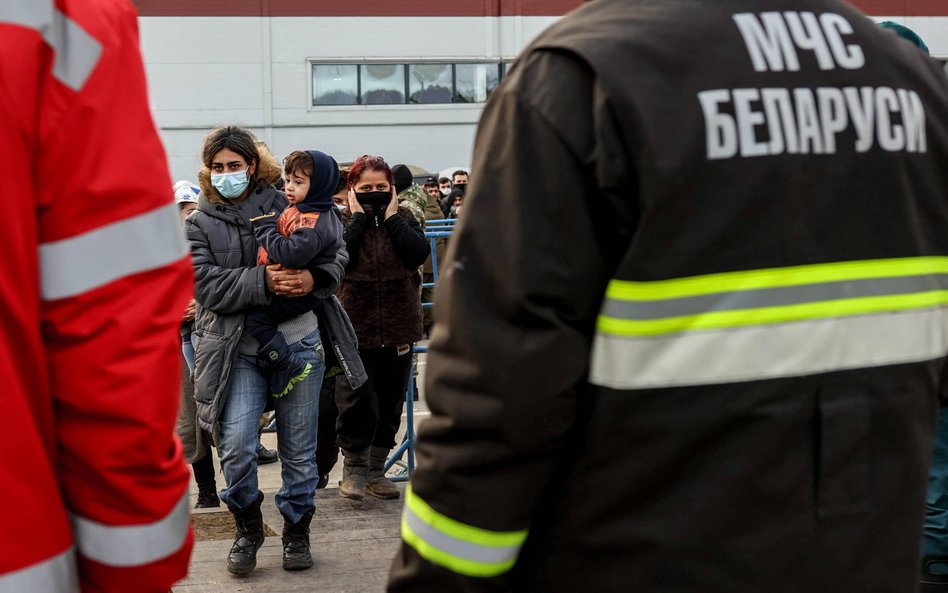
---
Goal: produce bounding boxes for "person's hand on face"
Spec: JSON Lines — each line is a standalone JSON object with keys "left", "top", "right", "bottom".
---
{"left": 347, "top": 188, "right": 364, "bottom": 214}
{"left": 384, "top": 187, "right": 399, "bottom": 219}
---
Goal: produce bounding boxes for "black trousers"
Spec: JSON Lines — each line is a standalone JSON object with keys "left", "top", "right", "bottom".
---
{"left": 335, "top": 346, "right": 412, "bottom": 453}
{"left": 244, "top": 294, "right": 321, "bottom": 347}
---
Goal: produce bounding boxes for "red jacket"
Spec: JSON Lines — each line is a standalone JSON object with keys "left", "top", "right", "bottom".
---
{"left": 0, "top": 1, "right": 194, "bottom": 591}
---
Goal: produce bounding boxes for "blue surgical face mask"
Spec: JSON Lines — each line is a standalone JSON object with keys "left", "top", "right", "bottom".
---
{"left": 211, "top": 170, "right": 250, "bottom": 199}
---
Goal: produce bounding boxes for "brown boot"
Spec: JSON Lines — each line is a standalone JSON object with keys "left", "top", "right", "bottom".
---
{"left": 339, "top": 448, "right": 368, "bottom": 500}
{"left": 366, "top": 446, "right": 400, "bottom": 499}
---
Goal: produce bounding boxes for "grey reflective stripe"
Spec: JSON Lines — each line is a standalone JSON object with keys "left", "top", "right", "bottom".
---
{"left": 590, "top": 306, "right": 948, "bottom": 389}
{"left": 40, "top": 203, "right": 187, "bottom": 301}
{"left": 601, "top": 274, "right": 948, "bottom": 321}
{"left": 71, "top": 490, "right": 190, "bottom": 567}
{"left": 0, "top": 548, "right": 78, "bottom": 593}
{"left": 0, "top": 0, "right": 102, "bottom": 91}
{"left": 403, "top": 505, "right": 522, "bottom": 566}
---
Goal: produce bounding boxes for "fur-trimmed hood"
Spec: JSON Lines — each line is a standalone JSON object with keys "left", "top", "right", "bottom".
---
{"left": 197, "top": 145, "right": 283, "bottom": 205}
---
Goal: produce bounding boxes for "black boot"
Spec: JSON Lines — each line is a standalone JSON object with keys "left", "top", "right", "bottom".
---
{"left": 257, "top": 335, "right": 313, "bottom": 398}
{"left": 227, "top": 492, "right": 265, "bottom": 576}
{"left": 281, "top": 509, "right": 315, "bottom": 571}
{"left": 316, "top": 473, "right": 330, "bottom": 489}
{"left": 192, "top": 454, "right": 220, "bottom": 508}
{"left": 257, "top": 442, "right": 279, "bottom": 465}
{"left": 195, "top": 487, "right": 220, "bottom": 509}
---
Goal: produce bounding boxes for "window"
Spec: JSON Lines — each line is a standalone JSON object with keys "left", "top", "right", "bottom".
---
{"left": 311, "top": 61, "right": 510, "bottom": 107}
{"left": 409, "top": 63, "right": 453, "bottom": 104}
{"left": 312, "top": 64, "right": 358, "bottom": 106}
{"left": 362, "top": 64, "right": 405, "bottom": 105}
{"left": 455, "top": 63, "right": 500, "bottom": 103}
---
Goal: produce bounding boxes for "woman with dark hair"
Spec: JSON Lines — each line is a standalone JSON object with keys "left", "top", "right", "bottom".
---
{"left": 336, "top": 154, "right": 429, "bottom": 500}
{"left": 187, "top": 125, "right": 332, "bottom": 574}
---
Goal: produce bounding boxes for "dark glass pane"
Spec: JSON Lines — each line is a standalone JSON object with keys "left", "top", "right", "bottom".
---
{"left": 313, "top": 64, "right": 358, "bottom": 106}
{"left": 362, "top": 64, "right": 405, "bottom": 105}
{"left": 408, "top": 63, "right": 453, "bottom": 104}
{"left": 454, "top": 63, "right": 500, "bottom": 103}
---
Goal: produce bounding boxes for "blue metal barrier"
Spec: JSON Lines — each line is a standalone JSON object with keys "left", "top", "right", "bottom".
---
{"left": 383, "top": 221, "right": 453, "bottom": 479}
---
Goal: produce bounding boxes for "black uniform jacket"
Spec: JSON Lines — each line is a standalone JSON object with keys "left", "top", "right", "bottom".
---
{"left": 389, "top": 1, "right": 948, "bottom": 592}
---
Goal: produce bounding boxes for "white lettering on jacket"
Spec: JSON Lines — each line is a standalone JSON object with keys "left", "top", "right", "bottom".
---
{"left": 698, "top": 86, "right": 927, "bottom": 159}
{"left": 732, "top": 11, "right": 865, "bottom": 72}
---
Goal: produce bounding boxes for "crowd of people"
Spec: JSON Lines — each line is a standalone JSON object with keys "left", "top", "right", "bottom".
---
{"left": 7, "top": 1, "right": 948, "bottom": 592}
{"left": 172, "top": 126, "right": 461, "bottom": 575}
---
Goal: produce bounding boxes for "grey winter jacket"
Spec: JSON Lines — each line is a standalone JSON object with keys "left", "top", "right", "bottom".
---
{"left": 307, "top": 208, "right": 367, "bottom": 390}
{"left": 187, "top": 186, "right": 279, "bottom": 439}
{"left": 186, "top": 186, "right": 363, "bottom": 439}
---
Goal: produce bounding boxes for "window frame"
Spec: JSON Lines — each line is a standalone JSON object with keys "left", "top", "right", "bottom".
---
{"left": 308, "top": 58, "right": 515, "bottom": 109}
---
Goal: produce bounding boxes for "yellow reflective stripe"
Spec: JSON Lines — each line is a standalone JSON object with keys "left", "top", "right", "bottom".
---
{"left": 402, "top": 515, "right": 518, "bottom": 578}
{"left": 405, "top": 485, "right": 527, "bottom": 548}
{"left": 598, "top": 289, "right": 948, "bottom": 337}
{"left": 591, "top": 306, "right": 948, "bottom": 388}
{"left": 401, "top": 485, "right": 527, "bottom": 578}
{"left": 606, "top": 256, "right": 948, "bottom": 301}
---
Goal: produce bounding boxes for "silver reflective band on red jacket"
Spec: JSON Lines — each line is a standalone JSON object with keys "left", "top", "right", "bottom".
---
{"left": 0, "top": 549, "right": 78, "bottom": 593}
{"left": 40, "top": 203, "right": 188, "bottom": 301}
{"left": 70, "top": 490, "right": 191, "bottom": 567}
{"left": 0, "top": 1, "right": 102, "bottom": 91}
{"left": 590, "top": 257, "right": 948, "bottom": 389}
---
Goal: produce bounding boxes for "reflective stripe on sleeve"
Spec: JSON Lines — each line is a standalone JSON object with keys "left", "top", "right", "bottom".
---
{"left": 40, "top": 202, "right": 187, "bottom": 301}
{"left": 0, "top": 548, "right": 78, "bottom": 593}
{"left": 591, "top": 306, "right": 948, "bottom": 389}
{"left": 0, "top": 1, "right": 103, "bottom": 91}
{"left": 70, "top": 489, "right": 190, "bottom": 568}
{"left": 401, "top": 485, "right": 527, "bottom": 578}
{"left": 590, "top": 257, "right": 948, "bottom": 389}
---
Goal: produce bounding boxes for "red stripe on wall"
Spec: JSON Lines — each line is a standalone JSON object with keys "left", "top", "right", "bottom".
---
{"left": 130, "top": 0, "right": 583, "bottom": 17}
{"left": 850, "top": 0, "right": 948, "bottom": 16}
{"left": 130, "top": 0, "right": 948, "bottom": 17}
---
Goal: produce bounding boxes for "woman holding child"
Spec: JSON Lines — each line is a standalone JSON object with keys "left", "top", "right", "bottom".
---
{"left": 186, "top": 125, "right": 343, "bottom": 575}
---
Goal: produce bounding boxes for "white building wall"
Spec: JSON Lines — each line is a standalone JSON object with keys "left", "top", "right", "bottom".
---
{"left": 139, "top": 16, "right": 560, "bottom": 182}
{"left": 139, "top": 14, "right": 948, "bottom": 182}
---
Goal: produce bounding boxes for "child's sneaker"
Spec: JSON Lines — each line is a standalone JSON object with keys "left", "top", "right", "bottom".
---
{"left": 272, "top": 356, "right": 312, "bottom": 398}
{"left": 257, "top": 336, "right": 313, "bottom": 398}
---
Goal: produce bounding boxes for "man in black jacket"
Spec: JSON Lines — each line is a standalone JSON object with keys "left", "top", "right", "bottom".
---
{"left": 388, "top": 1, "right": 948, "bottom": 592}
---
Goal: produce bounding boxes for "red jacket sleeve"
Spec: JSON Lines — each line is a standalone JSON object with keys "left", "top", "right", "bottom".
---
{"left": 23, "top": 1, "right": 193, "bottom": 591}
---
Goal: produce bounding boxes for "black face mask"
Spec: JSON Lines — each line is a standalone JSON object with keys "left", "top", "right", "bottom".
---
{"left": 355, "top": 191, "right": 392, "bottom": 220}
{"left": 453, "top": 183, "right": 467, "bottom": 194}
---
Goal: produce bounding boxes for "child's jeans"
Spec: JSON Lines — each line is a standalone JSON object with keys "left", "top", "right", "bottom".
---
{"left": 182, "top": 331, "right": 195, "bottom": 375}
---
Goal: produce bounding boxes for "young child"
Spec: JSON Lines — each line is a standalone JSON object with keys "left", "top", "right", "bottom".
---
{"left": 173, "top": 180, "right": 200, "bottom": 375}
{"left": 248, "top": 150, "right": 343, "bottom": 397}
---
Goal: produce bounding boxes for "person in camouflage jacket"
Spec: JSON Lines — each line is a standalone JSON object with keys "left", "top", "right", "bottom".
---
{"left": 392, "top": 164, "right": 429, "bottom": 229}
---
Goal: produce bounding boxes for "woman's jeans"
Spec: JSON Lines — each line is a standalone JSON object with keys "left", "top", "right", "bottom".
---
{"left": 218, "top": 329, "right": 324, "bottom": 523}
